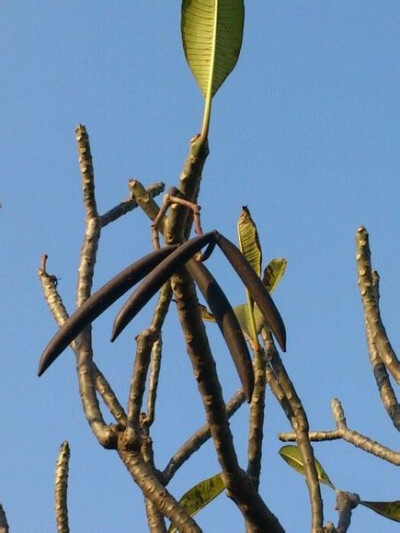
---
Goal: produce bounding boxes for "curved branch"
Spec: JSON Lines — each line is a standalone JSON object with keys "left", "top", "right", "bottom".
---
{"left": 356, "top": 226, "right": 400, "bottom": 383}
{"left": 280, "top": 398, "right": 400, "bottom": 465}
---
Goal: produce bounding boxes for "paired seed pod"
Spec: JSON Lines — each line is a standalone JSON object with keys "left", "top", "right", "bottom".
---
{"left": 39, "top": 231, "right": 287, "bottom": 401}
{"left": 38, "top": 246, "right": 178, "bottom": 376}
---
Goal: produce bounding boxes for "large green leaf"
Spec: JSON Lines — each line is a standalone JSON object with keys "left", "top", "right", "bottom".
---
{"left": 168, "top": 473, "right": 225, "bottom": 533}
{"left": 360, "top": 500, "right": 400, "bottom": 522}
{"left": 279, "top": 445, "right": 336, "bottom": 490}
{"left": 181, "top": 0, "right": 244, "bottom": 137}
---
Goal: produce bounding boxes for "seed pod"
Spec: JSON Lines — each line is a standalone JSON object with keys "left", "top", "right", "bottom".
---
{"left": 112, "top": 232, "right": 215, "bottom": 341}
{"left": 38, "top": 246, "right": 178, "bottom": 376}
{"left": 187, "top": 260, "right": 254, "bottom": 402}
{"left": 215, "top": 232, "right": 286, "bottom": 352}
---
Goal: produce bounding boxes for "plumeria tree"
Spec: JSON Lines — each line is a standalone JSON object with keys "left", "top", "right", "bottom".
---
{"left": 2, "top": 3, "right": 400, "bottom": 533}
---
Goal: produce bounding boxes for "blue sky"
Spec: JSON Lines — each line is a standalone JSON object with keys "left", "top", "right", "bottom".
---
{"left": 2, "top": 2, "right": 400, "bottom": 531}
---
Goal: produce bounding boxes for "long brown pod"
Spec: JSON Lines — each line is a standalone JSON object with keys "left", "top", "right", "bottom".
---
{"left": 214, "top": 232, "right": 287, "bottom": 352}
{"left": 187, "top": 260, "right": 255, "bottom": 402}
{"left": 38, "top": 246, "right": 178, "bottom": 376}
{"left": 111, "top": 232, "right": 215, "bottom": 342}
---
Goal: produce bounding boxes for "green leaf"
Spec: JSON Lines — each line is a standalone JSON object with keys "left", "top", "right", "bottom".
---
{"left": 237, "top": 206, "right": 262, "bottom": 348}
{"left": 168, "top": 473, "right": 225, "bottom": 533}
{"left": 234, "top": 304, "right": 263, "bottom": 340}
{"left": 262, "top": 258, "right": 287, "bottom": 294}
{"left": 237, "top": 207, "right": 262, "bottom": 277}
{"left": 360, "top": 500, "right": 400, "bottom": 522}
{"left": 181, "top": 0, "right": 244, "bottom": 138}
{"left": 279, "top": 445, "right": 336, "bottom": 490}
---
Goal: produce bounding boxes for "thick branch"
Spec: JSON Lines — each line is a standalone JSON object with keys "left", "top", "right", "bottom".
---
{"left": 165, "top": 135, "right": 209, "bottom": 245}
{"left": 247, "top": 348, "right": 267, "bottom": 489}
{"left": 172, "top": 270, "right": 284, "bottom": 533}
{"left": 117, "top": 431, "right": 201, "bottom": 533}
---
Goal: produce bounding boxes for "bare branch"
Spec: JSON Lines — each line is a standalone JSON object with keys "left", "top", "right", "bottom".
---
{"left": 126, "top": 328, "right": 157, "bottom": 444}
{"left": 163, "top": 389, "right": 246, "bottom": 484}
{"left": 364, "top": 272, "right": 400, "bottom": 430}
{"left": 100, "top": 181, "right": 165, "bottom": 228}
{"left": 247, "top": 348, "right": 267, "bottom": 490}
{"left": 331, "top": 398, "right": 400, "bottom": 464}
{"left": 38, "top": 258, "right": 126, "bottom": 425}
{"left": 164, "top": 135, "right": 209, "bottom": 245}
{"left": 279, "top": 429, "right": 341, "bottom": 442}
{"left": 117, "top": 433, "right": 202, "bottom": 533}
{"left": 146, "top": 337, "right": 163, "bottom": 427}
{"left": 92, "top": 364, "right": 127, "bottom": 425}
{"left": 335, "top": 491, "right": 360, "bottom": 533}
{"left": 263, "top": 332, "right": 324, "bottom": 532}
{"left": 129, "top": 179, "right": 167, "bottom": 235}
{"left": 146, "top": 284, "right": 174, "bottom": 425}
{"left": 55, "top": 441, "right": 70, "bottom": 533}
{"left": 356, "top": 226, "right": 400, "bottom": 383}
{"left": 76, "top": 124, "right": 98, "bottom": 219}
{"left": 145, "top": 499, "right": 168, "bottom": 533}
{"left": 280, "top": 398, "right": 400, "bottom": 466}
{"left": 74, "top": 125, "right": 116, "bottom": 445}
{"left": 171, "top": 269, "right": 284, "bottom": 532}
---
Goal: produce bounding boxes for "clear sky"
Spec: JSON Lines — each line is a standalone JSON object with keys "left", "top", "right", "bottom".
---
{"left": 2, "top": 2, "right": 400, "bottom": 532}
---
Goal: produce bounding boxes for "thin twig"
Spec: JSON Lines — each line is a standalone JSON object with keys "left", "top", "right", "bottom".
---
{"left": 38, "top": 258, "right": 126, "bottom": 425}
{"left": 146, "top": 337, "right": 163, "bottom": 426}
{"left": 280, "top": 398, "right": 400, "bottom": 465}
{"left": 146, "top": 284, "right": 174, "bottom": 425}
{"left": 100, "top": 181, "right": 165, "bottom": 228}
{"left": 126, "top": 328, "right": 156, "bottom": 444}
{"left": 162, "top": 389, "right": 246, "bottom": 484}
